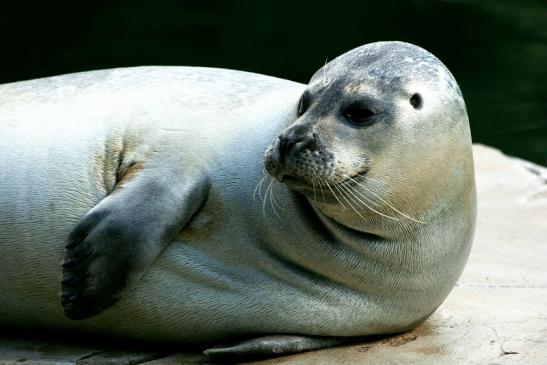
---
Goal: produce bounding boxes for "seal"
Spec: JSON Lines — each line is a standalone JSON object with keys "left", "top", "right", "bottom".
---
{"left": 0, "top": 41, "right": 475, "bottom": 360}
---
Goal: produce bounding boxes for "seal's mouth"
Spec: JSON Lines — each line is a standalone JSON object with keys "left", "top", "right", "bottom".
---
{"left": 278, "top": 174, "right": 311, "bottom": 189}
{"left": 276, "top": 167, "right": 369, "bottom": 192}
{"left": 277, "top": 174, "right": 297, "bottom": 183}
{"left": 343, "top": 168, "right": 370, "bottom": 184}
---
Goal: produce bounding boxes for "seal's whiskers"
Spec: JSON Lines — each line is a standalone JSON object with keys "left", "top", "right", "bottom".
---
{"left": 262, "top": 179, "right": 274, "bottom": 218}
{"left": 337, "top": 182, "right": 400, "bottom": 221}
{"left": 340, "top": 179, "right": 382, "bottom": 207}
{"left": 332, "top": 182, "right": 367, "bottom": 221}
{"left": 347, "top": 176, "right": 425, "bottom": 224}
{"left": 268, "top": 179, "right": 282, "bottom": 220}
{"left": 311, "top": 179, "right": 318, "bottom": 204}
{"left": 253, "top": 175, "right": 266, "bottom": 203}
{"left": 325, "top": 181, "right": 347, "bottom": 210}
{"left": 316, "top": 178, "right": 327, "bottom": 203}
{"left": 322, "top": 57, "right": 330, "bottom": 86}
{"left": 269, "top": 179, "right": 284, "bottom": 212}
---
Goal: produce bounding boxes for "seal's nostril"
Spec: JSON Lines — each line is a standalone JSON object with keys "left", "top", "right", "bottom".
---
{"left": 279, "top": 137, "right": 303, "bottom": 161}
{"left": 277, "top": 126, "right": 320, "bottom": 162}
{"left": 293, "top": 138, "right": 304, "bottom": 146}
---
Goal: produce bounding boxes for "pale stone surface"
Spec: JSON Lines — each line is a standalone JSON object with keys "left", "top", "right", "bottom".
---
{"left": 1, "top": 144, "right": 546, "bottom": 365}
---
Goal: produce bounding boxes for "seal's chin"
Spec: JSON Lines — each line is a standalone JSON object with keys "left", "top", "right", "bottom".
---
{"left": 277, "top": 174, "right": 313, "bottom": 191}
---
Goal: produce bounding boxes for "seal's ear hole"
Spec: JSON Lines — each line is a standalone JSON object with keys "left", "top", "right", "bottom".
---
{"left": 410, "top": 93, "right": 423, "bottom": 109}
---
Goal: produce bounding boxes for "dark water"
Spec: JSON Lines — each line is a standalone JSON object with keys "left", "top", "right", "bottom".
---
{"left": 1, "top": 0, "right": 545, "bottom": 165}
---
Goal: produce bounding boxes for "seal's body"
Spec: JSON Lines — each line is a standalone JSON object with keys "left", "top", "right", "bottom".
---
{"left": 0, "top": 42, "right": 475, "bottom": 359}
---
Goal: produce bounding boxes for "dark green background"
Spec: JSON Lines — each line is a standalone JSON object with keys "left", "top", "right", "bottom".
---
{"left": 1, "top": 0, "right": 545, "bottom": 165}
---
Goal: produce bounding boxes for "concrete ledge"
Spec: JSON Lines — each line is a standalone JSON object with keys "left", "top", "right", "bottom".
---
{"left": 1, "top": 144, "right": 546, "bottom": 365}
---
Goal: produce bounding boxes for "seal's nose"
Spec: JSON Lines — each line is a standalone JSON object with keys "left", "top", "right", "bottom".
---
{"left": 278, "top": 124, "right": 319, "bottom": 162}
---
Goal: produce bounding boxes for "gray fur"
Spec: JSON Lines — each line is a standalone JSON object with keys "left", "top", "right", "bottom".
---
{"left": 0, "top": 42, "right": 475, "bottom": 359}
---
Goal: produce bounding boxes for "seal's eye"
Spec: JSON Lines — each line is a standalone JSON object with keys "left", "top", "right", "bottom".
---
{"left": 410, "top": 93, "right": 423, "bottom": 109}
{"left": 297, "top": 91, "right": 311, "bottom": 117}
{"left": 343, "top": 103, "right": 375, "bottom": 125}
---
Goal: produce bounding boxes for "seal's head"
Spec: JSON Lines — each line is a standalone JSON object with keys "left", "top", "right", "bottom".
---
{"left": 265, "top": 41, "right": 473, "bottom": 234}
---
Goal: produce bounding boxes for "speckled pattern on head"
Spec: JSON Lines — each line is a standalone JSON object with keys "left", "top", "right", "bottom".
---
{"left": 313, "top": 41, "right": 465, "bottom": 113}
{"left": 323, "top": 42, "right": 460, "bottom": 87}
{"left": 0, "top": 41, "right": 476, "bottom": 360}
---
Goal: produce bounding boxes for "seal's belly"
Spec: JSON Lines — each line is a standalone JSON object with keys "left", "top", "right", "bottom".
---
{"left": 0, "top": 67, "right": 317, "bottom": 340}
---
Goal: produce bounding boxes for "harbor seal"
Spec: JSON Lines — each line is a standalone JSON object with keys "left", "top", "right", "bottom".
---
{"left": 0, "top": 41, "right": 475, "bottom": 360}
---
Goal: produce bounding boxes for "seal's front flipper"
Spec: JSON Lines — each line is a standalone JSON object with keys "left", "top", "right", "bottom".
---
{"left": 61, "top": 163, "right": 209, "bottom": 320}
{"left": 204, "top": 335, "right": 353, "bottom": 362}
